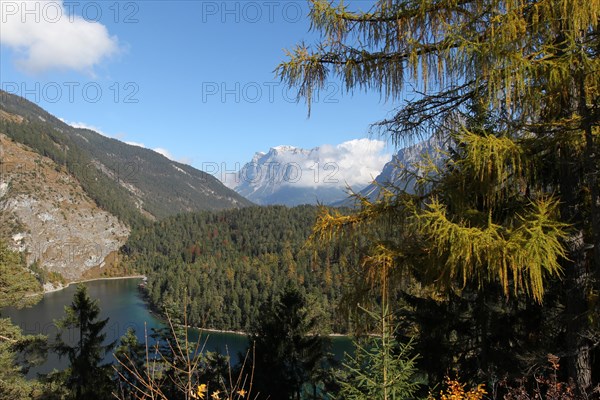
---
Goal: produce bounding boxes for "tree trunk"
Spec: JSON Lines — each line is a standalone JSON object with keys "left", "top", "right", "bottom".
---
{"left": 562, "top": 64, "right": 599, "bottom": 394}
{"left": 580, "top": 77, "right": 600, "bottom": 288}
{"left": 565, "top": 231, "right": 592, "bottom": 392}
{"left": 561, "top": 136, "right": 593, "bottom": 392}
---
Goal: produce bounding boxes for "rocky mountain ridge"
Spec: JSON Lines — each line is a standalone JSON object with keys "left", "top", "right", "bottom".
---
{"left": 0, "top": 90, "right": 253, "bottom": 227}
{"left": 358, "top": 135, "right": 447, "bottom": 199}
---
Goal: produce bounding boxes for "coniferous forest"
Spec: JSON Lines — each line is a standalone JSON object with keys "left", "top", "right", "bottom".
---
{"left": 123, "top": 205, "right": 357, "bottom": 333}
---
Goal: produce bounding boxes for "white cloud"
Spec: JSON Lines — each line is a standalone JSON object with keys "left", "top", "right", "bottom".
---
{"left": 153, "top": 147, "right": 194, "bottom": 165}
{"left": 238, "top": 139, "right": 391, "bottom": 190}
{"left": 123, "top": 142, "right": 190, "bottom": 165}
{"left": 153, "top": 147, "right": 173, "bottom": 160}
{"left": 62, "top": 120, "right": 108, "bottom": 136}
{"left": 313, "top": 139, "right": 391, "bottom": 188}
{"left": 125, "top": 141, "right": 146, "bottom": 148}
{"left": 1, "top": 0, "right": 120, "bottom": 74}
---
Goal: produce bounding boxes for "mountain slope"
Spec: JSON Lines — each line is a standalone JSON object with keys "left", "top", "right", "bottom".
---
{"left": 0, "top": 91, "right": 253, "bottom": 226}
{"left": 362, "top": 136, "right": 445, "bottom": 195}
{"left": 0, "top": 133, "right": 129, "bottom": 281}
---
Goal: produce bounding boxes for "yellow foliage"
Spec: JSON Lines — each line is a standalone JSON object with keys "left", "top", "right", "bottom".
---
{"left": 418, "top": 197, "right": 567, "bottom": 302}
{"left": 430, "top": 377, "right": 487, "bottom": 400}
{"left": 456, "top": 131, "right": 524, "bottom": 206}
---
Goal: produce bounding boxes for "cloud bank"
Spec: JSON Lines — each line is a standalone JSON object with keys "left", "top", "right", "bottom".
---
{"left": 314, "top": 139, "right": 391, "bottom": 188}
{"left": 1, "top": 0, "right": 120, "bottom": 74}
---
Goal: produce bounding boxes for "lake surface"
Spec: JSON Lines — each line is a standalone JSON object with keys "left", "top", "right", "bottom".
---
{"left": 1, "top": 278, "right": 352, "bottom": 377}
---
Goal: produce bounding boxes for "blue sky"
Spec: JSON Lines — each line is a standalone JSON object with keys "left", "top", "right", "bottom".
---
{"left": 1, "top": 0, "right": 398, "bottom": 179}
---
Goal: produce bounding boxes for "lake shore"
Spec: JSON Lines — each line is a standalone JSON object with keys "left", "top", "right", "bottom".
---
{"left": 40, "top": 275, "right": 146, "bottom": 295}
{"left": 179, "top": 323, "right": 348, "bottom": 338}
{"left": 186, "top": 325, "right": 247, "bottom": 336}
{"left": 41, "top": 275, "right": 350, "bottom": 339}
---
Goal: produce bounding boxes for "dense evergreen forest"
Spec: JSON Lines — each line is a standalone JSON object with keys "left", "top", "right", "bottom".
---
{"left": 123, "top": 205, "right": 358, "bottom": 333}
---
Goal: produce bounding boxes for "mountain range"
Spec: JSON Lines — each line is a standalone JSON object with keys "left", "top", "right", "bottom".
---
{"left": 229, "top": 137, "right": 445, "bottom": 206}
{"left": 227, "top": 140, "right": 391, "bottom": 206}
{"left": 0, "top": 89, "right": 443, "bottom": 281}
{"left": 0, "top": 91, "right": 252, "bottom": 222}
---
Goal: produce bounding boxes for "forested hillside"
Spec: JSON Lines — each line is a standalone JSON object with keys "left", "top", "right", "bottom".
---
{"left": 0, "top": 91, "right": 252, "bottom": 229}
{"left": 0, "top": 113, "right": 146, "bottom": 228}
{"left": 123, "top": 205, "right": 357, "bottom": 333}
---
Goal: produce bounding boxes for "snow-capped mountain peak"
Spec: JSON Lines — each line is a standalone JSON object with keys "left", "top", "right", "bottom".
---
{"left": 356, "top": 135, "right": 448, "bottom": 200}
{"left": 228, "top": 139, "right": 390, "bottom": 206}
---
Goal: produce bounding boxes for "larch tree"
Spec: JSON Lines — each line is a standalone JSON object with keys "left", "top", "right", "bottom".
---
{"left": 277, "top": 0, "right": 599, "bottom": 392}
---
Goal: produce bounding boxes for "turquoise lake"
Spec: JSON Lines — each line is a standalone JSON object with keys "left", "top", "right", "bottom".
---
{"left": 1, "top": 278, "right": 352, "bottom": 377}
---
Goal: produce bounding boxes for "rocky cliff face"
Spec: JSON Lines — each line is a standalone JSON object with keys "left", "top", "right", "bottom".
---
{"left": 0, "top": 131, "right": 129, "bottom": 281}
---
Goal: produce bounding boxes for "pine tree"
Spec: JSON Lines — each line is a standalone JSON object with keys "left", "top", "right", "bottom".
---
{"left": 278, "top": 0, "right": 599, "bottom": 392}
{"left": 54, "top": 284, "right": 115, "bottom": 400}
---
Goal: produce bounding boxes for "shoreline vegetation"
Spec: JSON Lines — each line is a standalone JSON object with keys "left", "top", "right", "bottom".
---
{"left": 39, "top": 274, "right": 147, "bottom": 295}
{"left": 180, "top": 324, "right": 349, "bottom": 338}
{"left": 36, "top": 275, "right": 350, "bottom": 338}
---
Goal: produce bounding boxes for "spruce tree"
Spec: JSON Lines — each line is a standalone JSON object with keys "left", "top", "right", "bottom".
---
{"left": 336, "top": 311, "right": 420, "bottom": 400}
{"left": 54, "top": 284, "right": 115, "bottom": 400}
{"left": 249, "top": 285, "right": 332, "bottom": 400}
